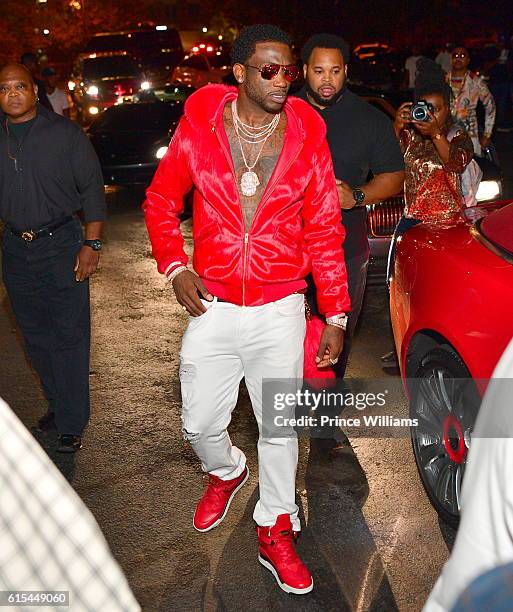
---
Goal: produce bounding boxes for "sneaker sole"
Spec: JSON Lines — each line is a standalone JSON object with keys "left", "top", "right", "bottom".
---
{"left": 193, "top": 466, "right": 249, "bottom": 533}
{"left": 258, "top": 554, "right": 314, "bottom": 595}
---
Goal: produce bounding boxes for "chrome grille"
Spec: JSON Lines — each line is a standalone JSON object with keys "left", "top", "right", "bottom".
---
{"left": 367, "top": 196, "right": 405, "bottom": 237}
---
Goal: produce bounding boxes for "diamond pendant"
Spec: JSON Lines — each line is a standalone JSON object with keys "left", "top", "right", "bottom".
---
{"left": 240, "top": 171, "right": 260, "bottom": 197}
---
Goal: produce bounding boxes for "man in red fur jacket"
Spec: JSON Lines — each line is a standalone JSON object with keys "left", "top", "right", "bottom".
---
{"left": 143, "top": 24, "right": 350, "bottom": 595}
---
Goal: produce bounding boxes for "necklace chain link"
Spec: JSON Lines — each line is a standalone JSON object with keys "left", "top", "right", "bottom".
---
{"left": 230, "top": 100, "right": 281, "bottom": 197}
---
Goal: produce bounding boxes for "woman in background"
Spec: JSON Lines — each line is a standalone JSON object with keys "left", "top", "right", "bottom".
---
{"left": 382, "top": 59, "right": 474, "bottom": 367}
{"left": 394, "top": 57, "right": 474, "bottom": 226}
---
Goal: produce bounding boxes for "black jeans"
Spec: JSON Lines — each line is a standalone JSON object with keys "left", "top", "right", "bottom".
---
{"left": 2, "top": 218, "right": 91, "bottom": 435}
{"left": 333, "top": 253, "right": 369, "bottom": 379}
{"left": 306, "top": 251, "right": 369, "bottom": 379}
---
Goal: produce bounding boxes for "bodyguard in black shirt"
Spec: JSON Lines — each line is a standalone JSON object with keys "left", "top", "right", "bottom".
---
{"left": 0, "top": 63, "right": 106, "bottom": 452}
{"left": 298, "top": 34, "right": 405, "bottom": 378}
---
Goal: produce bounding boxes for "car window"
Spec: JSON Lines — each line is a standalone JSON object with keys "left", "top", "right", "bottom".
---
{"left": 209, "top": 53, "right": 231, "bottom": 69}
{"left": 83, "top": 56, "right": 140, "bottom": 80}
{"left": 85, "top": 30, "right": 182, "bottom": 56}
{"left": 181, "top": 55, "right": 209, "bottom": 71}
{"left": 85, "top": 34, "right": 128, "bottom": 54}
{"left": 480, "top": 202, "right": 513, "bottom": 255}
{"left": 89, "top": 102, "right": 183, "bottom": 132}
{"left": 132, "top": 30, "right": 182, "bottom": 52}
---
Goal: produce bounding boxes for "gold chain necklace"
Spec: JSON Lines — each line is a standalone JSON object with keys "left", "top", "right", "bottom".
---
{"left": 231, "top": 101, "right": 280, "bottom": 197}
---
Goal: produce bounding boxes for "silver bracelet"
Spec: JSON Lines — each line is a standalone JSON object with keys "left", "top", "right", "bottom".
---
{"left": 326, "top": 313, "right": 348, "bottom": 330}
{"left": 167, "top": 265, "right": 188, "bottom": 283}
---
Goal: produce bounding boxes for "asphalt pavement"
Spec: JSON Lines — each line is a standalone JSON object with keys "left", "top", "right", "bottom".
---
{"left": 1, "top": 131, "right": 512, "bottom": 611}
{"left": 0, "top": 188, "right": 454, "bottom": 612}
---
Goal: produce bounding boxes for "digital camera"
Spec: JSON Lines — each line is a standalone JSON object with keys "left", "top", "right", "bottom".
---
{"left": 411, "top": 100, "right": 434, "bottom": 122}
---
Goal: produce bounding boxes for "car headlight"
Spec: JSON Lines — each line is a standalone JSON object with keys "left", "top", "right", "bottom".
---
{"left": 86, "top": 85, "right": 99, "bottom": 96}
{"left": 476, "top": 180, "right": 501, "bottom": 202}
{"left": 88, "top": 106, "right": 99, "bottom": 115}
{"left": 140, "top": 81, "right": 151, "bottom": 90}
{"left": 156, "top": 146, "right": 168, "bottom": 159}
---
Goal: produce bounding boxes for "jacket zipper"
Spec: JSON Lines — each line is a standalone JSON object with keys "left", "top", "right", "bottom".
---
{"left": 212, "top": 120, "right": 251, "bottom": 305}
{"left": 211, "top": 119, "right": 304, "bottom": 307}
{"left": 242, "top": 232, "right": 249, "bottom": 306}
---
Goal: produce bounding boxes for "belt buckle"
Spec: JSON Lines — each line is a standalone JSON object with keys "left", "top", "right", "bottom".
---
{"left": 21, "top": 230, "right": 36, "bottom": 242}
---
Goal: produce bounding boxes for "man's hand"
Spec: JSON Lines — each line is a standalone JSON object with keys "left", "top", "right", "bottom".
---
{"left": 336, "top": 178, "right": 356, "bottom": 210}
{"left": 74, "top": 246, "right": 100, "bottom": 281}
{"left": 480, "top": 134, "right": 491, "bottom": 150}
{"left": 173, "top": 270, "right": 213, "bottom": 316}
{"left": 316, "top": 325, "right": 345, "bottom": 369}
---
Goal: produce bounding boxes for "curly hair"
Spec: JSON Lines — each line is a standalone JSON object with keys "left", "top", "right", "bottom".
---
{"left": 230, "top": 24, "right": 292, "bottom": 65}
{"left": 301, "top": 33, "right": 350, "bottom": 65}
{"left": 414, "top": 57, "right": 452, "bottom": 106}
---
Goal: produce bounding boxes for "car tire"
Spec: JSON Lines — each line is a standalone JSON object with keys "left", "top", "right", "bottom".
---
{"left": 410, "top": 347, "right": 480, "bottom": 528}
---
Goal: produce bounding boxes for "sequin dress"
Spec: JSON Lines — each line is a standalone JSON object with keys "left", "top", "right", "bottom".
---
{"left": 401, "top": 127, "right": 474, "bottom": 222}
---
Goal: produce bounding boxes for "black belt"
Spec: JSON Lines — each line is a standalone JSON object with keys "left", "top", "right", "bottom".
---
{"left": 197, "top": 289, "right": 227, "bottom": 303}
{"left": 7, "top": 216, "right": 75, "bottom": 242}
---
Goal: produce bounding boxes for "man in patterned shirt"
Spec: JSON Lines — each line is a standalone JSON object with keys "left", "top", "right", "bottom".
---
{"left": 448, "top": 46, "right": 496, "bottom": 156}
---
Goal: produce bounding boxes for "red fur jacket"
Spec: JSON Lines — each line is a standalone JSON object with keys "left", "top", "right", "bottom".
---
{"left": 143, "top": 85, "right": 350, "bottom": 315}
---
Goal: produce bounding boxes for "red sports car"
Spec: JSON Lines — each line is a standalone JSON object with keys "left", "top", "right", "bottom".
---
{"left": 389, "top": 200, "right": 513, "bottom": 526}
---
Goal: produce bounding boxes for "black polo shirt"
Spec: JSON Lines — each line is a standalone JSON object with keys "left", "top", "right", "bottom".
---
{"left": 0, "top": 104, "right": 106, "bottom": 231}
{"left": 295, "top": 87, "right": 404, "bottom": 259}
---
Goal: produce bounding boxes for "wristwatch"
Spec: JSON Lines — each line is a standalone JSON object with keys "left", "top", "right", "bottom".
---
{"left": 84, "top": 239, "right": 103, "bottom": 251}
{"left": 352, "top": 188, "right": 366, "bottom": 207}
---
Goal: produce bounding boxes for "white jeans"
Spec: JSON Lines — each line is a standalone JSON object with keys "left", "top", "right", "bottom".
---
{"left": 179, "top": 293, "right": 306, "bottom": 531}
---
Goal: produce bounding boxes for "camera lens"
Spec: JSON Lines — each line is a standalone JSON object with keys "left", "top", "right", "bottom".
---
{"left": 411, "top": 105, "right": 428, "bottom": 121}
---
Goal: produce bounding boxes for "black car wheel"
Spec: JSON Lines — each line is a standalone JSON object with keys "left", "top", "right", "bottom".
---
{"left": 410, "top": 348, "right": 480, "bottom": 528}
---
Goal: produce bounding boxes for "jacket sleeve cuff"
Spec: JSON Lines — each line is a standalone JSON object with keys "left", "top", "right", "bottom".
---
{"left": 164, "top": 260, "right": 188, "bottom": 277}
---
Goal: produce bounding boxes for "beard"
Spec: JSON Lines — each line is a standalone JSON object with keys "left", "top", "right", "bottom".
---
{"left": 305, "top": 81, "right": 343, "bottom": 107}
{"left": 244, "top": 80, "right": 286, "bottom": 114}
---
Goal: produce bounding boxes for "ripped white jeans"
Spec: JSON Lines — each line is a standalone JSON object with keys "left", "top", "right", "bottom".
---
{"left": 179, "top": 294, "right": 306, "bottom": 530}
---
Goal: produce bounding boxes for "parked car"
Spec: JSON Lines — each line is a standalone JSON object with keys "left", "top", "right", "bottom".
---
{"left": 171, "top": 52, "right": 231, "bottom": 89}
{"left": 69, "top": 52, "right": 150, "bottom": 123}
{"left": 389, "top": 199, "right": 513, "bottom": 527}
{"left": 349, "top": 45, "right": 406, "bottom": 91}
{"left": 353, "top": 42, "right": 391, "bottom": 60}
{"left": 87, "top": 88, "right": 191, "bottom": 186}
{"left": 361, "top": 93, "right": 503, "bottom": 284}
{"left": 84, "top": 27, "right": 184, "bottom": 87}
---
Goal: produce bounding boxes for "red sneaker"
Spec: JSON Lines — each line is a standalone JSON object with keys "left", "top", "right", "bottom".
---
{"left": 193, "top": 466, "right": 249, "bottom": 532}
{"left": 257, "top": 514, "right": 313, "bottom": 595}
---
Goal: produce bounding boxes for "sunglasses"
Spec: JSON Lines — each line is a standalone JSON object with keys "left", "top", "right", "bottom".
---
{"left": 246, "top": 63, "right": 300, "bottom": 82}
